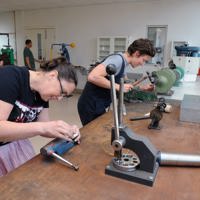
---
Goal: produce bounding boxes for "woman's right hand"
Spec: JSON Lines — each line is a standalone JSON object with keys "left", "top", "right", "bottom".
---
{"left": 124, "top": 83, "right": 134, "bottom": 93}
{"left": 40, "top": 120, "right": 81, "bottom": 143}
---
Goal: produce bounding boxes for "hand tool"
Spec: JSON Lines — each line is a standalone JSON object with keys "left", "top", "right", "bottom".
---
{"left": 40, "top": 134, "right": 79, "bottom": 171}
{"left": 131, "top": 75, "right": 148, "bottom": 87}
{"left": 130, "top": 98, "right": 166, "bottom": 129}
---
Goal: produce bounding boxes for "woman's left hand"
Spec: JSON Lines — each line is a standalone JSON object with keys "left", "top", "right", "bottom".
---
{"left": 140, "top": 83, "right": 155, "bottom": 91}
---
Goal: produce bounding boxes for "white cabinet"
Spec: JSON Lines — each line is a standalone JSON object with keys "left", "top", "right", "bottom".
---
{"left": 173, "top": 56, "right": 200, "bottom": 81}
{"left": 97, "top": 37, "right": 129, "bottom": 61}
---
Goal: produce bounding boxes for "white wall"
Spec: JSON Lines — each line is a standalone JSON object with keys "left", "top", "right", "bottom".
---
{"left": 19, "top": 0, "right": 200, "bottom": 66}
{"left": 14, "top": 11, "right": 25, "bottom": 66}
{"left": 0, "top": 12, "right": 16, "bottom": 60}
{"left": 1, "top": 0, "right": 200, "bottom": 87}
{"left": 0, "top": 12, "right": 14, "bottom": 32}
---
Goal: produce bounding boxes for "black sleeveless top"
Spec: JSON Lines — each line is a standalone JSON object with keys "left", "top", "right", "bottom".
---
{"left": 78, "top": 54, "right": 125, "bottom": 119}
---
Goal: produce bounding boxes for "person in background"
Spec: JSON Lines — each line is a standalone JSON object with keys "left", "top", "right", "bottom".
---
{"left": 78, "top": 38, "right": 155, "bottom": 126}
{"left": 0, "top": 57, "right": 81, "bottom": 176}
{"left": 23, "top": 39, "right": 41, "bottom": 71}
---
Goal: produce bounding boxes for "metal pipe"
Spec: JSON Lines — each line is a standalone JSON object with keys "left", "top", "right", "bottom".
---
{"left": 51, "top": 152, "right": 79, "bottom": 171}
{"left": 158, "top": 152, "right": 200, "bottom": 166}
{"left": 118, "top": 78, "right": 124, "bottom": 128}
{"left": 130, "top": 116, "right": 150, "bottom": 121}
{"left": 110, "top": 74, "right": 120, "bottom": 141}
{"left": 131, "top": 75, "right": 148, "bottom": 86}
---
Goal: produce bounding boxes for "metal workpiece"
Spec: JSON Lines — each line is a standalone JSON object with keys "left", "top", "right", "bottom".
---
{"left": 122, "top": 104, "right": 127, "bottom": 116}
{"left": 51, "top": 152, "right": 79, "bottom": 171}
{"left": 112, "top": 154, "right": 140, "bottom": 172}
{"left": 158, "top": 152, "right": 200, "bottom": 166}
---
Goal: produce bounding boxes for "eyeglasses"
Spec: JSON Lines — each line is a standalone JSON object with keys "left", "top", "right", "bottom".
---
{"left": 57, "top": 76, "right": 73, "bottom": 98}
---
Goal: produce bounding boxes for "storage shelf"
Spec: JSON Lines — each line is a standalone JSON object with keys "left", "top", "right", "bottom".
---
{"left": 97, "top": 37, "right": 129, "bottom": 60}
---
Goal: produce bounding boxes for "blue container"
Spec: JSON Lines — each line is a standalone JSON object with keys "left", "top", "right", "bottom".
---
{"left": 175, "top": 46, "right": 200, "bottom": 57}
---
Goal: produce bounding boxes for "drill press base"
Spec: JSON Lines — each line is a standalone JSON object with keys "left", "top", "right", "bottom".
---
{"left": 105, "top": 161, "right": 159, "bottom": 186}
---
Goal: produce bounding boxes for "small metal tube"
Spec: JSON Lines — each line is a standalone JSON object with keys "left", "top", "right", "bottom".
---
{"left": 122, "top": 104, "right": 127, "bottom": 116}
{"left": 130, "top": 116, "right": 150, "bottom": 121}
{"left": 112, "top": 137, "right": 126, "bottom": 152}
{"left": 51, "top": 152, "right": 79, "bottom": 171}
{"left": 159, "top": 152, "right": 200, "bottom": 166}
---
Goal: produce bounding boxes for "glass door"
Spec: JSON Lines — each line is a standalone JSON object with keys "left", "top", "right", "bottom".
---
{"left": 147, "top": 25, "right": 167, "bottom": 66}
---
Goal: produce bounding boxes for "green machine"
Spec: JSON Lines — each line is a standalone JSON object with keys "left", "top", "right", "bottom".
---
{"left": 124, "top": 66, "right": 185, "bottom": 102}
{"left": 149, "top": 66, "right": 184, "bottom": 95}
{"left": 1, "top": 47, "right": 15, "bottom": 65}
{"left": 0, "top": 33, "right": 15, "bottom": 65}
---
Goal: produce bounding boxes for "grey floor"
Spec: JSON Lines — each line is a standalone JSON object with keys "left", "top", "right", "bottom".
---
{"left": 30, "top": 93, "right": 82, "bottom": 154}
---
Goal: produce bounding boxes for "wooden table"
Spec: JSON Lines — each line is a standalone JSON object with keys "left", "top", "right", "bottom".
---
{"left": 1, "top": 105, "right": 200, "bottom": 200}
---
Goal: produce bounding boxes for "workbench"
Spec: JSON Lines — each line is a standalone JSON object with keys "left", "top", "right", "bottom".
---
{"left": 0, "top": 103, "right": 200, "bottom": 200}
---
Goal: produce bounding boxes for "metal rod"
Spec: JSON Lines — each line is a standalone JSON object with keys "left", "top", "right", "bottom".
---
{"left": 159, "top": 152, "right": 200, "bottom": 166}
{"left": 51, "top": 152, "right": 79, "bottom": 171}
{"left": 118, "top": 78, "right": 124, "bottom": 128}
{"left": 110, "top": 74, "right": 120, "bottom": 141}
{"left": 130, "top": 116, "right": 150, "bottom": 121}
{"left": 131, "top": 76, "right": 147, "bottom": 86}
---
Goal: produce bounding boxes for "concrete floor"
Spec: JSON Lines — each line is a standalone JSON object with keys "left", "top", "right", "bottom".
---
{"left": 30, "top": 93, "right": 82, "bottom": 154}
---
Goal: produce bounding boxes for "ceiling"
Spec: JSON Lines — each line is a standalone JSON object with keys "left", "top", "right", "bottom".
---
{"left": 0, "top": 0, "right": 161, "bottom": 12}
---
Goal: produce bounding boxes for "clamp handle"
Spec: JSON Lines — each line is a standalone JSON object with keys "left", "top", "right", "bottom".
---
{"left": 106, "top": 64, "right": 117, "bottom": 75}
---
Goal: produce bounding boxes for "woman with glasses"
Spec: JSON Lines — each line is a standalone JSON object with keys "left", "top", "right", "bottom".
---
{"left": 0, "top": 57, "right": 81, "bottom": 176}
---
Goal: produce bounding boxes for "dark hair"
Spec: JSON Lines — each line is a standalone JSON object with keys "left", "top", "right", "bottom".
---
{"left": 25, "top": 39, "right": 32, "bottom": 45}
{"left": 40, "top": 57, "right": 78, "bottom": 86}
{"left": 127, "top": 38, "right": 156, "bottom": 57}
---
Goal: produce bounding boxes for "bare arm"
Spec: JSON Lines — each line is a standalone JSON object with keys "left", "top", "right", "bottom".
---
{"left": 0, "top": 101, "right": 81, "bottom": 143}
{"left": 37, "top": 107, "right": 81, "bottom": 143}
{"left": 0, "top": 101, "right": 45, "bottom": 141}
{"left": 88, "top": 63, "right": 116, "bottom": 89}
{"left": 139, "top": 83, "right": 155, "bottom": 91}
{"left": 34, "top": 58, "right": 42, "bottom": 63}
{"left": 88, "top": 64, "right": 133, "bottom": 92}
{"left": 37, "top": 108, "right": 50, "bottom": 122}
